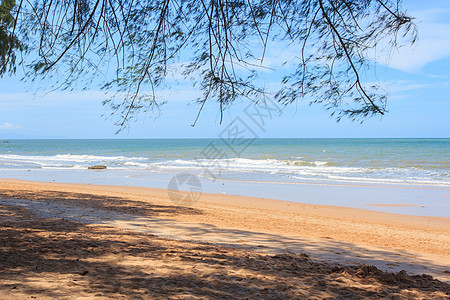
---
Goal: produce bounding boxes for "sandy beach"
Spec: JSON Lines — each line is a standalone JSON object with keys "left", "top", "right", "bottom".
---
{"left": 2, "top": 0, "right": 449, "bottom": 297}
{"left": 0, "top": 178, "right": 449, "bottom": 299}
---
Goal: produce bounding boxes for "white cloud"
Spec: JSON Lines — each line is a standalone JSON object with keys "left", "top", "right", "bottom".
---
{"left": 387, "top": 80, "right": 431, "bottom": 93}
{"left": 0, "top": 122, "right": 23, "bottom": 130}
{"left": 377, "top": 9, "right": 450, "bottom": 73}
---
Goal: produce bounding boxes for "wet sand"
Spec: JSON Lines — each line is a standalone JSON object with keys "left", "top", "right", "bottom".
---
{"left": 0, "top": 178, "right": 449, "bottom": 299}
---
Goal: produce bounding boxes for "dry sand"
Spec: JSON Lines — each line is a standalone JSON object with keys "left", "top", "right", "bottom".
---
{"left": 0, "top": 178, "right": 449, "bottom": 299}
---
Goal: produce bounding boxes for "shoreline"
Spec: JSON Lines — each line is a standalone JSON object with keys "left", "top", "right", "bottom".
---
{"left": 0, "top": 178, "right": 449, "bottom": 283}
{"left": 1, "top": 170, "right": 449, "bottom": 217}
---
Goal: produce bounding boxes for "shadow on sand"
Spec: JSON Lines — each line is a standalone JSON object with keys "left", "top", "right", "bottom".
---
{"left": 0, "top": 190, "right": 449, "bottom": 299}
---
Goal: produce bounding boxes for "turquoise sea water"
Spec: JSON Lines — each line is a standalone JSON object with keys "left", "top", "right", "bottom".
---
{"left": 0, "top": 138, "right": 449, "bottom": 216}
{"left": 0, "top": 138, "right": 448, "bottom": 185}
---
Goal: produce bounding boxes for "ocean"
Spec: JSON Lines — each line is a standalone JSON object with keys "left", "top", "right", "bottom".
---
{"left": 0, "top": 138, "right": 449, "bottom": 216}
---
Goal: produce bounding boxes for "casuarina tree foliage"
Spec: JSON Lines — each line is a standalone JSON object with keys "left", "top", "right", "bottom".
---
{"left": 1, "top": 0, "right": 416, "bottom": 127}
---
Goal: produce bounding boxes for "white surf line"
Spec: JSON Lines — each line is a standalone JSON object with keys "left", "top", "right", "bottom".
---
{"left": 0, "top": 198, "right": 448, "bottom": 283}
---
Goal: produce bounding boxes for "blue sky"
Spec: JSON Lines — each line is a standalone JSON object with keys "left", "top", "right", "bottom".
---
{"left": 0, "top": 0, "right": 449, "bottom": 139}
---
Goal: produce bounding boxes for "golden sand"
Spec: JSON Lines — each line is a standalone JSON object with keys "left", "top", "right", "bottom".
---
{"left": 0, "top": 179, "right": 449, "bottom": 299}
